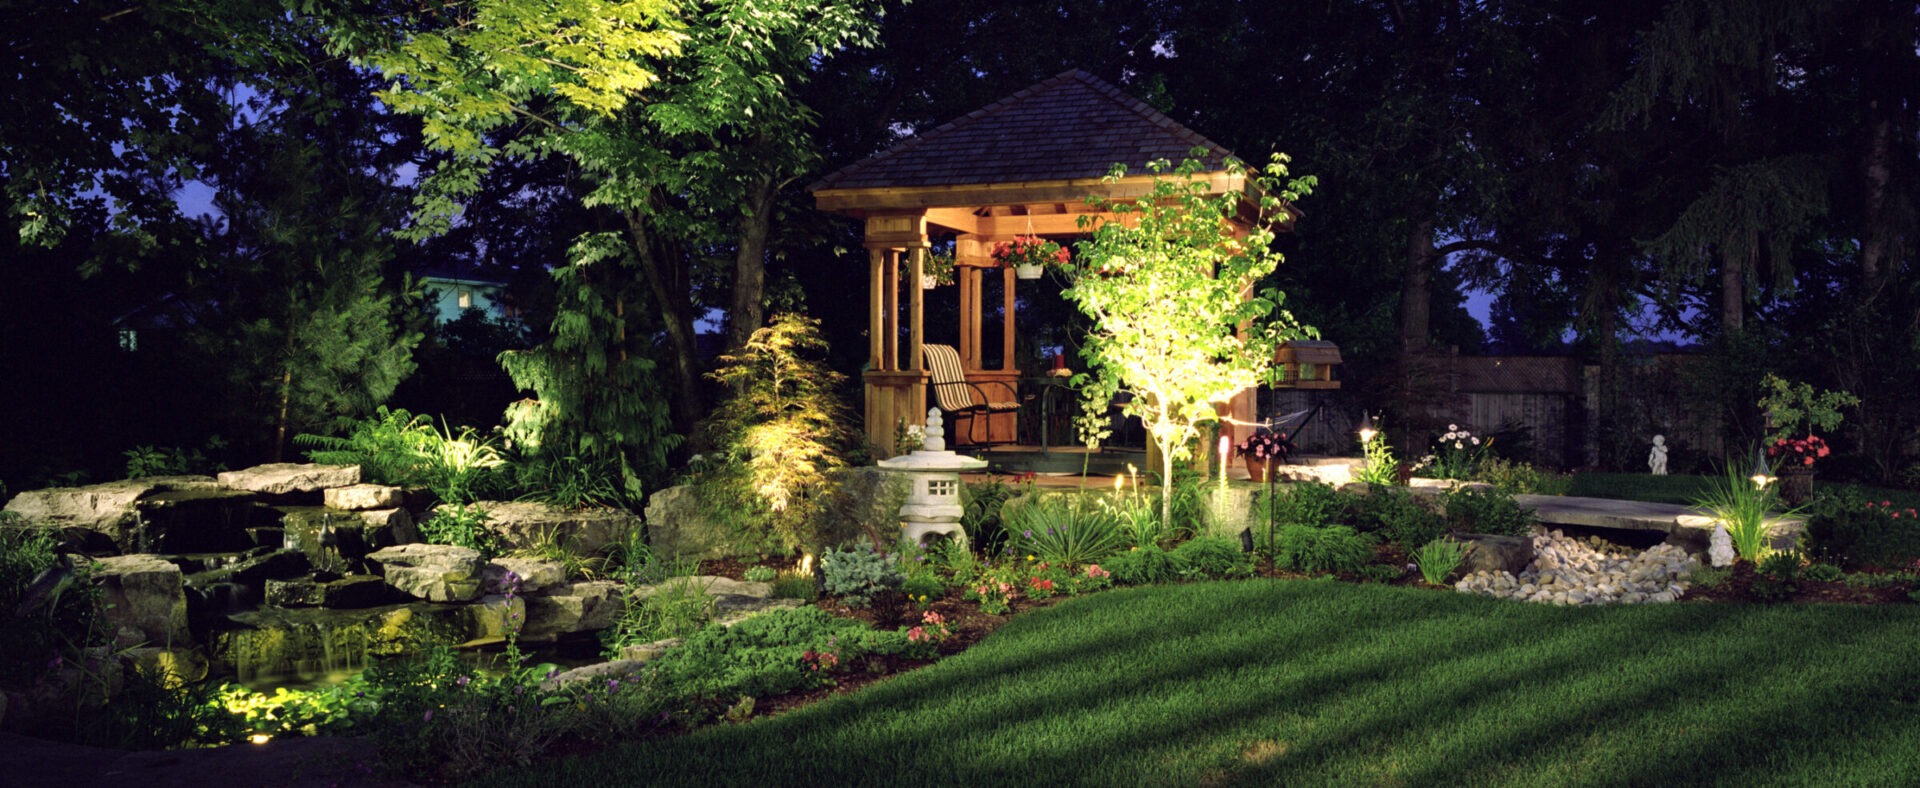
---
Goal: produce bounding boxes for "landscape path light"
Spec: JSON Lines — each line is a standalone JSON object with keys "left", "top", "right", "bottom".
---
{"left": 1749, "top": 447, "right": 1775, "bottom": 490}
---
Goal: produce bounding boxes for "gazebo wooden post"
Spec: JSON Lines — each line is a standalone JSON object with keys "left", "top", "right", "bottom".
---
{"left": 867, "top": 247, "right": 885, "bottom": 370}
{"left": 1002, "top": 266, "right": 1016, "bottom": 372}
{"left": 908, "top": 243, "right": 927, "bottom": 376}
{"left": 883, "top": 248, "right": 899, "bottom": 369}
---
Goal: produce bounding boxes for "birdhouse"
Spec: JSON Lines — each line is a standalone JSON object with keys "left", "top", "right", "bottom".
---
{"left": 1273, "top": 340, "right": 1342, "bottom": 389}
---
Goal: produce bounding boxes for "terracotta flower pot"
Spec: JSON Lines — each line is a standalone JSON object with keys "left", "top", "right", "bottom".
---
{"left": 1244, "top": 455, "right": 1272, "bottom": 483}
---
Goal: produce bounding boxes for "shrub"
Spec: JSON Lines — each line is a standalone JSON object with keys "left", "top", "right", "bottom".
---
{"left": 1351, "top": 487, "right": 1447, "bottom": 552}
{"left": 901, "top": 571, "right": 947, "bottom": 605}
{"left": 1413, "top": 536, "right": 1468, "bottom": 584}
{"left": 1272, "top": 525, "right": 1376, "bottom": 574}
{"left": 1008, "top": 494, "right": 1124, "bottom": 567}
{"left": 744, "top": 565, "right": 778, "bottom": 583}
{"left": 1441, "top": 487, "right": 1535, "bottom": 536}
{"left": 1171, "top": 535, "right": 1253, "bottom": 578}
{"left": 820, "top": 544, "right": 904, "bottom": 608}
{"left": 961, "top": 479, "right": 1020, "bottom": 552}
{"left": 1104, "top": 545, "right": 1179, "bottom": 586}
{"left": 419, "top": 503, "right": 500, "bottom": 557}
{"left": 1802, "top": 490, "right": 1920, "bottom": 571}
{"left": 701, "top": 315, "right": 859, "bottom": 551}
{"left": 1802, "top": 562, "right": 1843, "bottom": 583}
{"left": 1472, "top": 457, "right": 1570, "bottom": 496}
{"left": 1752, "top": 550, "right": 1804, "bottom": 602}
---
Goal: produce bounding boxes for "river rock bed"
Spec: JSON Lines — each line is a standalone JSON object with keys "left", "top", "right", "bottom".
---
{"left": 1454, "top": 528, "right": 1699, "bottom": 605}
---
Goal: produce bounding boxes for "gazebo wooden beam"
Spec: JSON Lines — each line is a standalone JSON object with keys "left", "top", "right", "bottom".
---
{"left": 815, "top": 172, "right": 1246, "bottom": 215}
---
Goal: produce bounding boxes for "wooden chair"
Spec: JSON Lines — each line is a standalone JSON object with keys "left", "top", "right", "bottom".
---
{"left": 922, "top": 344, "right": 1020, "bottom": 447}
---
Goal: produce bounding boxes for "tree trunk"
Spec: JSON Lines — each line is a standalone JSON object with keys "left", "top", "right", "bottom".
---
{"left": 1858, "top": 111, "right": 1891, "bottom": 294}
{"left": 1719, "top": 252, "right": 1744, "bottom": 334}
{"left": 273, "top": 365, "right": 292, "bottom": 463}
{"left": 1400, "top": 212, "right": 1436, "bottom": 354}
{"left": 727, "top": 173, "right": 776, "bottom": 353}
{"left": 624, "top": 210, "right": 705, "bottom": 436}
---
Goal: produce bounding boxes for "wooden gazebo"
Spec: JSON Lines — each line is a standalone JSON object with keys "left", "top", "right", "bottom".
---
{"left": 810, "top": 70, "right": 1270, "bottom": 456}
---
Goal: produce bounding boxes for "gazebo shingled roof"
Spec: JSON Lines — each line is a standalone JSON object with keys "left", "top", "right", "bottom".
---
{"left": 811, "top": 70, "right": 1233, "bottom": 194}
{"left": 810, "top": 70, "right": 1261, "bottom": 456}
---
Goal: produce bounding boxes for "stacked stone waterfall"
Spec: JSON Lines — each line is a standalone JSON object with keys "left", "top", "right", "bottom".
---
{"left": 1455, "top": 529, "right": 1699, "bottom": 605}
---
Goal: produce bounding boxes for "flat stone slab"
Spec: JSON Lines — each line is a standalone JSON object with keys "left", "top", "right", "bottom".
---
{"left": 217, "top": 464, "right": 360, "bottom": 495}
{"left": 1518, "top": 494, "right": 1804, "bottom": 550}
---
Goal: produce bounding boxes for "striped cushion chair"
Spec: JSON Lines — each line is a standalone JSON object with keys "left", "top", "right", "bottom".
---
{"left": 922, "top": 344, "right": 1021, "bottom": 447}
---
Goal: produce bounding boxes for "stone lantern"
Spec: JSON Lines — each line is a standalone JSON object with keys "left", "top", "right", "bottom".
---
{"left": 876, "top": 408, "right": 987, "bottom": 547}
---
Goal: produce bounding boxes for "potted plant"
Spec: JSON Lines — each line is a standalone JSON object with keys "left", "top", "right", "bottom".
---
{"left": 1234, "top": 430, "right": 1294, "bottom": 482}
{"left": 1758, "top": 374, "right": 1859, "bottom": 504}
{"left": 991, "top": 235, "right": 1069, "bottom": 280}
{"left": 921, "top": 249, "right": 956, "bottom": 289}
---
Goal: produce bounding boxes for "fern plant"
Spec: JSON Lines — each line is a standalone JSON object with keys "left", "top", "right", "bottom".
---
{"left": 294, "top": 406, "right": 436, "bottom": 486}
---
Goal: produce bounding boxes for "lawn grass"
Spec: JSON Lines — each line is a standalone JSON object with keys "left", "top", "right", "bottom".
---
{"left": 1566, "top": 472, "right": 1920, "bottom": 510}
{"left": 486, "top": 580, "right": 1920, "bottom": 787}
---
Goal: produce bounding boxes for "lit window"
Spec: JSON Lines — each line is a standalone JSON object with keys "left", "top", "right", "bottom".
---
{"left": 118, "top": 329, "right": 137, "bottom": 352}
{"left": 457, "top": 288, "right": 473, "bottom": 309}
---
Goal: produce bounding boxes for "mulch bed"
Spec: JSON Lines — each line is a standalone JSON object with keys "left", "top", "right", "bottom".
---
{"left": 1678, "top": 562, "right": 1915, "bottom": 605}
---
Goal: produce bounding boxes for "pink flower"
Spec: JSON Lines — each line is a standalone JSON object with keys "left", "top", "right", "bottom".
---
{"left": 922, "top": 610, "right": 945, "bottom": 626}
{"left": 1085, "top": 564, "right": 1111, "bottom": 579}
{"left": 907, "top": 626, "right": 928, "bottom": 643}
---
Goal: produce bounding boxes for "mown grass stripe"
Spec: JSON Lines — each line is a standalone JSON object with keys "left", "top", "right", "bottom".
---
{"left": 486, "top": 580, "right": 1920, "bottom": 787}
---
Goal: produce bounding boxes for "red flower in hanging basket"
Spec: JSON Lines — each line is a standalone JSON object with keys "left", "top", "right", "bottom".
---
{"left": 991, "top": 235, "right": 1070, "bottom": 269}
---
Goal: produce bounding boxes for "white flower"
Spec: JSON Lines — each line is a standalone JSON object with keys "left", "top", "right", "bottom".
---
{"left": 1448, "top": 424, "right": 1458, "bottom": 431}
{"left": 1471, "top": 437, "right": 1480, "bottom": 445}
{"left": 1454, "top": 441, "right": 1464, "bottom": 450}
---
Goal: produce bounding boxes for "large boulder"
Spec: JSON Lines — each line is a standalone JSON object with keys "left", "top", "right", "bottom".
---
{"left": 217, "top": 463, "right": 360, "bottom": 496}
{"left": 521, "top": 580, "right": 624, "bottom": 639}
{"left": 461, "top": 501, "right": 640, "bottom": 557}
{"left": 1455, "top": 533, "right": 1535, "bottom": 577}
{"left": 277, "top": 507, "right": 417, "bottom": 573}
{"left": 644, "top": 484, "right": 734, "bottom": 561}
{"left": 2, "top": 476, "right": 221, "bottom": 550}
{"left": 367, "top": 544, "right": 484, "bottom": 602}
{"left": 91, "top": 555, "right": 192, "bottom": 649}
{"left": 263, "top": 575, "right": 394, "bottom": 609}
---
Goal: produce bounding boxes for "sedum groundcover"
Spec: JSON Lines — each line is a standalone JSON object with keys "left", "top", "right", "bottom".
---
{"left": 488, "top": 580, "right": 1920, "bottom": 787}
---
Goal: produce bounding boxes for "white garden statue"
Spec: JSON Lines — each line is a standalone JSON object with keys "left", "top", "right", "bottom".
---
{"left": 1708, "top": 521, "right": 1735, "bottom": 568}
{"left": 1648, "top": 434, "right": 1668, "bottom": 476}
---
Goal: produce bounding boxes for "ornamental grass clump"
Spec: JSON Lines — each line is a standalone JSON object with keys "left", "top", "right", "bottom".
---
{"left": 1413, "top": 536, "right": 1469, "bottom": 585}
{"left": 1009, "top": 494, "right": 1124, "bottom": 567}
{"left": 1694, "top": 460, "right": 1791, "bottom": 562}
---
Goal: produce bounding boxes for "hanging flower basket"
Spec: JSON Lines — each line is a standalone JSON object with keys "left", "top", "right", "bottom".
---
{"left": 991, "top": 236, "right": 1069, "bottom": 280}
